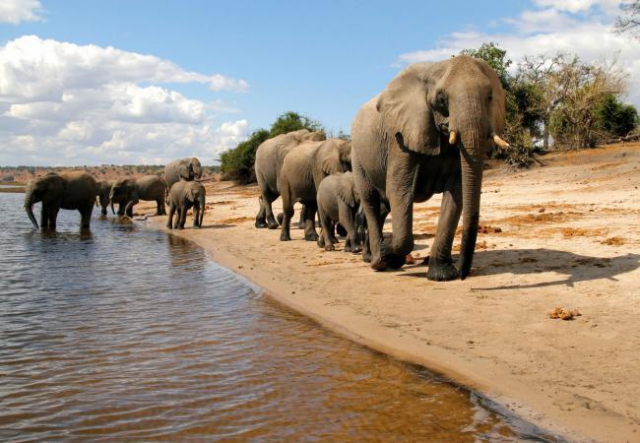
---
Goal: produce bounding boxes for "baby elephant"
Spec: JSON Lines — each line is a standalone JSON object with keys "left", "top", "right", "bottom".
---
{"left": 166, "top": 181, "right": 206, "bottom": 229}
{"left": 316, "top": 172, "right": 362, "bottom": 253}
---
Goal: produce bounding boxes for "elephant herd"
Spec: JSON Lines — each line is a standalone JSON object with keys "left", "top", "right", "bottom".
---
{"left": 24, "top": 157, "right": 206, "bottom": 231}
{"left": 252, "top": 56, "right": 509, "bottom": 281}
{"left": 25, "top": 56, "right": 510, "bottom": 281}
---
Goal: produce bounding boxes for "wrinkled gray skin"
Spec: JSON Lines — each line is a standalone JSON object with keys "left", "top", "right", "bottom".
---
{"left": 164, "top": 157, "right": 203, "bottom": 189}
{"left": 95, "top": 179, "right": 113, "bottom": 215}
{"left": 278, "top": 138, "right": 352, "bottom": 241}
{"left": 110, "top": 175, "right": 167, "bottom": 217}
{"left": 316, "top": 172, "right": 363, "bottom": 253}
{"left": 24, "top": 171, "right": 98, "bottom": 230}
{"left": 254, "top": 129, "right": 326, "bottom": 229}
{"left": 351, "top": 55, "right": 506, "bottom": 281}
{"left": 166, "top": 181, "right": 206, "bottom": 229}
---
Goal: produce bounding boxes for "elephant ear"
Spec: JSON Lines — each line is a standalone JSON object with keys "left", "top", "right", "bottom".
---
{"left": 336, "top": 174, "right": 358, "bottom": 208}
{"left": 376, "top": 64, "right": 440, "bottom": 156}
{"left": 474, "top": 59, "right": 506, "bottom": 136}
{"left": 320, "top": 142, "right": 343, "bottom": 175}
{"left": 186, "top": 183, "right": 196, "bottom": 201}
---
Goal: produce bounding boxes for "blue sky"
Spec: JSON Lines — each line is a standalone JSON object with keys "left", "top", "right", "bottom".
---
{"left": 0, "top": 0, "right": 637, "bottom": 166}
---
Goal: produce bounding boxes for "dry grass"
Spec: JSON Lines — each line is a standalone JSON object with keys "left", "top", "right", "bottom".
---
{"left": 560, "top": 227, "right": 609, "bottom": 238}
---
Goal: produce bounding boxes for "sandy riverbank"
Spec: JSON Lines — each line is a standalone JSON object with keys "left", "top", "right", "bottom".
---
{"left": 141, "top": 143, "right": 639, "bottom": 443}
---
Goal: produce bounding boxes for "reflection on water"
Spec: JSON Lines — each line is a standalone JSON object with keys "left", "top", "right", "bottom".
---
{"left": 0, "top": 194, "right": 558, "bottom": 442}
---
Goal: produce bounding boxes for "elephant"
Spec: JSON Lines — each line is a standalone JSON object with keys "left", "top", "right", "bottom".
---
{"left": 96, "top": 179, "right": 113, "bottom": 216}
{"left": 24, "top": 171, "right": 98, "bottom": 230}
{"left": 164, "top": 157, "right": 203, "bottom": 189}
{"left": 166, "top": 181, "right": 206, "bottom": 229}
{"left": 351, "top": 55, "right": 507, "bottom": 281}
{"left": 278, "top": 138, "right": 352, "bottom": 241}
{"left": 110, "top": 175, "right": 167, "bottom": 217}
{"left": 316, "top": 172, "right": 363, "bottom": 253}
{"left": 254, "top": 129, "right": 326, "bottom": 229}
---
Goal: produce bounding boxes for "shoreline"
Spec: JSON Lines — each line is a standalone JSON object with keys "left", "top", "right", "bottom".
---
{"left": 141, "top": 144, "right": 639, "bottom": 443}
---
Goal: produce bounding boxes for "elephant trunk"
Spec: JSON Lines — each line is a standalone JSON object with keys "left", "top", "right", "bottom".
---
{"left": 456, "top": 105, "right": 486, "bottom": 280}
{"left": 24, "top": 192, "right": 39, "bottom": 228}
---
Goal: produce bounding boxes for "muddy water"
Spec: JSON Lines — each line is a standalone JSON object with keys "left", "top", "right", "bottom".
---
{"left": 0, "top": 193, "right": 556, "bottom": 442}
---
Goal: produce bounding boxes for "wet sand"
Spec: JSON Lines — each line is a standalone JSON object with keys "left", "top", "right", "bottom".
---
{"left": 146, "top": 143, "right": 640, "bottom": 443}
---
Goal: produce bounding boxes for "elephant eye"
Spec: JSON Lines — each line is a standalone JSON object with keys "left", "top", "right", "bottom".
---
{"left": 488, "top": 92, "right": 493, "bottom": 102}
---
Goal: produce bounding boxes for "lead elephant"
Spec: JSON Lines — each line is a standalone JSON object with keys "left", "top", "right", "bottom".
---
{"left": 278, "top": 138, "right": 352, "bottom": 241}
{"left": 110, "top": 175, "right": 167, "bottom": 217}
{"left": 164, "top": 157, "right": 203, "bottom": 189}
{"left": 254, "top": 129, "right": 326, "bottom": 229}
{"left": 24, "top": 171, "right": 98, "bottom": 230}
{"left": 351, "top": 55, "right": 507, "bottom": 281}
{"left": 317, "top": 171, "right": 363, "bottom": 253}
{"left": 166, "top": 181, "right": 206, "bottom": 229}
{"left": 96, "top": 179, "right": 113, "bottom": 215}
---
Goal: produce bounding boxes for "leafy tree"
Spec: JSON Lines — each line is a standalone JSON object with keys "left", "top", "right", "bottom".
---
{"left": 269, "top": 111, "right": 324, "bottom": 137}
{"left": 594, "top": 94, "right": 638, "bottom": 138}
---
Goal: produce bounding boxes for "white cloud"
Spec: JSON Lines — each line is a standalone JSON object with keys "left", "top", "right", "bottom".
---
{"left": 0, "top": 36, "right": 252, "bottom": 166}
{"left": 397, "top": 1, "right": 640, "bottom": 107}
{"left": 0, "top": 0, "right": 43, "bottom": 24}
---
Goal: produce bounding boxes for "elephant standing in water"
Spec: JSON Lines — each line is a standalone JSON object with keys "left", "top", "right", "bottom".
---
{"left": 164, "top": 157, "right": 203, "bottom": 189}
{"left": 254, "top": 129, "right": 326, "bottom": 229}
{"left": 166, "top": 181, "right": 206, "bottom": 229}
{"left": 110, "top": 175, "right": 167, "bottom": 217}
{"left": 24, "top": 171, "right": 98, "bottom": 230}
{"left": 278, "top": 138, "right": 352, "bottom": 241}
{"left": 96, "top": 179, "right": 113, "bottom": 216}
{"left": 351, "top": 55, "right": 507, "bottom": 281}
{"left": 316, "top": 171, "right": 363, "bottom": 253}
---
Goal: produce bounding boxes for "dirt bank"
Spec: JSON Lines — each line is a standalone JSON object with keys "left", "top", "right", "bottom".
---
{"left": 144, "top": 143, "right": 640, "bottom": 443}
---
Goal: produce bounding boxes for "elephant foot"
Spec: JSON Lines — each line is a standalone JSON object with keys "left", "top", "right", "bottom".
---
{"left": 317, "top": 237, "right": 325, "bottom": 248}
{"left": 304, "top": 232, "right": 319, "bottom": 242}
{"left": 298, "top": 222, "right": 306, "bottom": 230}
{"left": 351, "top": 245, "right": 362, "bottom": 254}
{"left": 267, "top": 221, "right": 279, "bottom": 229}
{"left": 427, "top": 261, "right": 459, "bottom": 281}
{"left": 375, "top": 241, "right": 406, "bottom": 270}
{"left": 363, "top": 251, "right": 372, "bottom": 263}
{"left": 324, "top": 243, "right": 335, "bottom": 251}
{"left": 166, "top": 224, "right": 173, "bottom": 230}
{"left": 280, "top": 233, "right": 291, "bottom": 241}
{"left": 330, "top": 236, "right": 339, "bottom": 244}
{"left": 255, "top": 218, "right": 268, "bottom": 228}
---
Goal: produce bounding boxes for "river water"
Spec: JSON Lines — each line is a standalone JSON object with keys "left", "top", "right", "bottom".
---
{"left": 0, "top": 192, "right": 557, "bottom": 442}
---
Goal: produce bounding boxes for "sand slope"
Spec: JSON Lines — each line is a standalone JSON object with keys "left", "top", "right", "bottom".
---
{"left": 146, "top": 144, "right": 640, "bottom": 443}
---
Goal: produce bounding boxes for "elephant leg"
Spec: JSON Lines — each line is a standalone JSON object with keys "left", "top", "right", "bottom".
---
{"left": 255, "top": 195, "right": 268, "bottom": 228}
{"left": 317, "top": 206, "right": 334, "bottom": 251}
{"left": 358, "top": 180, "right": 384, "bottom": 267}
{"left": 178, "top": 206, "right": 187, "bottom": 229}
{"left": 193, "top": 205, "right": 200, "bottom": 228}
{"left": 427, "top": 178, "right": 463, "bottom": 281}
{"left": 279, "top": 188, "right": 294, "bottom": 241}
{"left": 379, "top": 148, "right": 420, "bottom": 270}
{"left": 303, "top": 201, "right": 319, "bottom": 241}
{"left": 125, "top": 197, "right": 138, "bottom": 217}
{"left": 264, "top": 190, "right": 279, "bottom": 229}
{"left": 156, "top": 198, "right": 166, "bottom": 216}
{"left": 166, "top": 204, "right": 176, "bottom": 229}
{"left": 79, "top": 204, "right": 93, "bottom": 230}
{"left": 40, "top": 207, "right": 49, "bottom": 230}
{"left": 339, "top": 204, "right": 360, "bottom": 253}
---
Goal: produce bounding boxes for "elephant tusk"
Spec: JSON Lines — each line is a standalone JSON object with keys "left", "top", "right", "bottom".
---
{"left": 492, "top": 133, "right": 510, "bottom": 148}
{"left": 449, "top": 130, "right": 457, "bottom": 145}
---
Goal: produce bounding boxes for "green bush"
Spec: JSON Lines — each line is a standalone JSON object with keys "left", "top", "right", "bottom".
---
{"left": 594, "top": 94, "right": 638, "bottom": 138}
